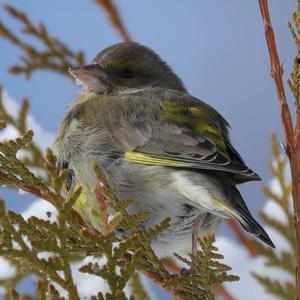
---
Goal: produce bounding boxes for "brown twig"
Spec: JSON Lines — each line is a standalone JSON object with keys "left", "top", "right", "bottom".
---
{"left": 258, "top": 1, "right": 300, "bottom": 298}
{"left": 137, "top": 268, "right": 183, "bottom": 300}
{"left": 93, "top": 0, "right": 131, "bottom": 42}
{"left": 94, "top": 182, "right": 122, "bottom": 236}
{"left": 258, "top": 1, "right": 294, "bottom": 146}
{"left": 225, "top": 220, "right": 257, "bottom": 257}
{"left": 161, "top": 258, "right": 182, "bottom": 274}
{"left": 94, "top": 182, "right": 109, "bottom": 225}
{"left": 0, "top": 170, "right": 55, "bottom": 204}
{"left": 212, "top": 285, "right": 236, "bottom": 300}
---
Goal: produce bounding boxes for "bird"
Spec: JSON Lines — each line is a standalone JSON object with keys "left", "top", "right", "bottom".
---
{"left": 54, "top": 42, "right": 274, "bottom": 257}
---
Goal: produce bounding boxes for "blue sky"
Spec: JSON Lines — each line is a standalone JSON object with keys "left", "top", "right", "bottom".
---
{"left": 0, "top": 1, "right": 296, "bottom": 298}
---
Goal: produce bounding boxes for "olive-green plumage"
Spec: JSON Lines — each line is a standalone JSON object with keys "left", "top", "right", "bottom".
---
{"left": 54, "top": 42, "right": 274, "bottom": 256}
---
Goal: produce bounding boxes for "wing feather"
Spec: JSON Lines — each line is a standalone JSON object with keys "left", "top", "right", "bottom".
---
{"left": 118, "top": 90, "right": 260, "bottom": 182}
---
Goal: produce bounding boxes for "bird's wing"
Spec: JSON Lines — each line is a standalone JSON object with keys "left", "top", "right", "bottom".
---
{"left": 119, "top": 92, "right": 260, "bottom": 182}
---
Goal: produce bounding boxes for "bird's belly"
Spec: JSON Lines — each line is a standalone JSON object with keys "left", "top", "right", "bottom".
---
{"left": 105, "top": 163, "right": 221, "bottom": 256}
{"left": 150, "top": 210, "right": 220, "bottom": 257}
{"left": 114, "top": 190, "right": 220, "bottom": 257}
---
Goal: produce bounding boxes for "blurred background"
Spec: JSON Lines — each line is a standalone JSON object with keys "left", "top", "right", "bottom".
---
{"left": 0, "top": 1, "right": 296, "bottom": 299}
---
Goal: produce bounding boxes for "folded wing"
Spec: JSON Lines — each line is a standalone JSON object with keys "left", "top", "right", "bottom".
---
{"left": 120, "top": 92, "right": 260, "bottom": 183}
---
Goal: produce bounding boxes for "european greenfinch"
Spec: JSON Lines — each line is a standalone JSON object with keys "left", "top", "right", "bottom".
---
{"left": 54, "top": 42, "right": 274, "bottom": 256}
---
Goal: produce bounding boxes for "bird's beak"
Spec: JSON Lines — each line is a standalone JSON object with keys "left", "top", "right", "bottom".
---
{"left": 69, "top": 64, "right": 109, "bottom": 93}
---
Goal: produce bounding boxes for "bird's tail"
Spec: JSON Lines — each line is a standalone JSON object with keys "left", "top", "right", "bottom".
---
{"left": 231, "top": 187, "right": 275, "bottom": 248}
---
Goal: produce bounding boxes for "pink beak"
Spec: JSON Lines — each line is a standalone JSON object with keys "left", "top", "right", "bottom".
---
{"left": 69, "top": 64, "right": 109, "bottom": 93}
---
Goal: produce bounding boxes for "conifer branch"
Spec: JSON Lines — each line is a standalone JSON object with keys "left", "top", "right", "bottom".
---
{"left": 166, "top": 235, "right": 239, "bottom": 300}
{"left": 161, "top": 258, "right": 236, "bottom": 300}
{"left": 258, "top": 1, "right": 300, "bottom": 298}
{"left": 0, "top": 86, "right": 48, "bottom": 177}
{"left": 0, "top": 129, "right": 238, "bottom": 299}
{"left": 0, "top": 5, "right": 85, "bottom": 79}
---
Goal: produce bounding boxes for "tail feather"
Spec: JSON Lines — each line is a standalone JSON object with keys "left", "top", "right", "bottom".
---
{"left": 238, "top": 211, "right": 275, "bottom": 248}
{"left": 232, "top": 188, "right": 275, "bottom": 249}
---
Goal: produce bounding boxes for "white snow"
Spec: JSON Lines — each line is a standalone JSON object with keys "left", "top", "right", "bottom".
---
{"left": 0, "top": 90, "right": 54, "bottom": 149}
{"left": 217, "top": 236, "right": 293, "bottom": 300}
{"left": 0, "top": 257, "right": 16, "bottom": 280}
{"left": 21, "top": 199, "right": 57, "bottom": 222}
{"left": 72, "top": 256, "right": 110, "bottom": 298}
{"left": 0, "top": 258, "right": 17, "bottom": 296}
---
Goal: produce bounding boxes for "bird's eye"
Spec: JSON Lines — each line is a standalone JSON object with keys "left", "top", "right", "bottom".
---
{"left": 121, "top": 69, "right": 134, "bottom": 79}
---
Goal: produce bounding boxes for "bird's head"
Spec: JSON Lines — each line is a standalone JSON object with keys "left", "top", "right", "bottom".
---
{"left": 69, "top": 42, "right": 186, "bottom": 94}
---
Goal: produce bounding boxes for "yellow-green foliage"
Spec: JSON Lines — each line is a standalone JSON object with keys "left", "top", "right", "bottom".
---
{"left": 252, "top": 134, "right": 295, "bottom": 300}
{"left": 0, "top": 86, "right": 47, "bottom": 175}
{"left": 166, "top": 235, "right": 239, "bottom": 300}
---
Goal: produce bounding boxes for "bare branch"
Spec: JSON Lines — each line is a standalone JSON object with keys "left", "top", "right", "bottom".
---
{"left": 94, "top": 0, "right": 131, "bottom": 42}
{"left": 258, "top": 1, "right": 300, "bottom": 298}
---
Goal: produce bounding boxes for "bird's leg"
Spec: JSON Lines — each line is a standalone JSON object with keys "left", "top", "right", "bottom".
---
{"left": 179, "top": 215, "right": 203, "bottom": 276}
{"left": 192, "top": 214, "right": 202, "bottom": 256}
{"left": 183, "top": 213, "right": 209, "bottom": 275}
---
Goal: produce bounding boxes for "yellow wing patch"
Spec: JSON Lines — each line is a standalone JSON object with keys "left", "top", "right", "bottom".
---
{"left": 124, "top": 151, "right": 188, "bottom": 167}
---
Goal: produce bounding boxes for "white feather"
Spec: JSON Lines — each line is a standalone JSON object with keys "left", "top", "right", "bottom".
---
{"left": 171, "top": 172, "right": 229, "bottom": 218}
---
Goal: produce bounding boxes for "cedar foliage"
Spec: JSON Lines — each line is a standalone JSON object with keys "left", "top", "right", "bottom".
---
{"left": 0, "top": 117, "right": 238, "bottom": 299}
{"left": 0, "top": 5, "right": 85, "bottom": 79}
{"left": 167, "top": 236, "right": 238, "bottom": 300}
{"left": 0, "top": 85, "right": 45, "bottom": 172}
{"left": 252, "top": 135, "right": 295, "bottom": 300}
